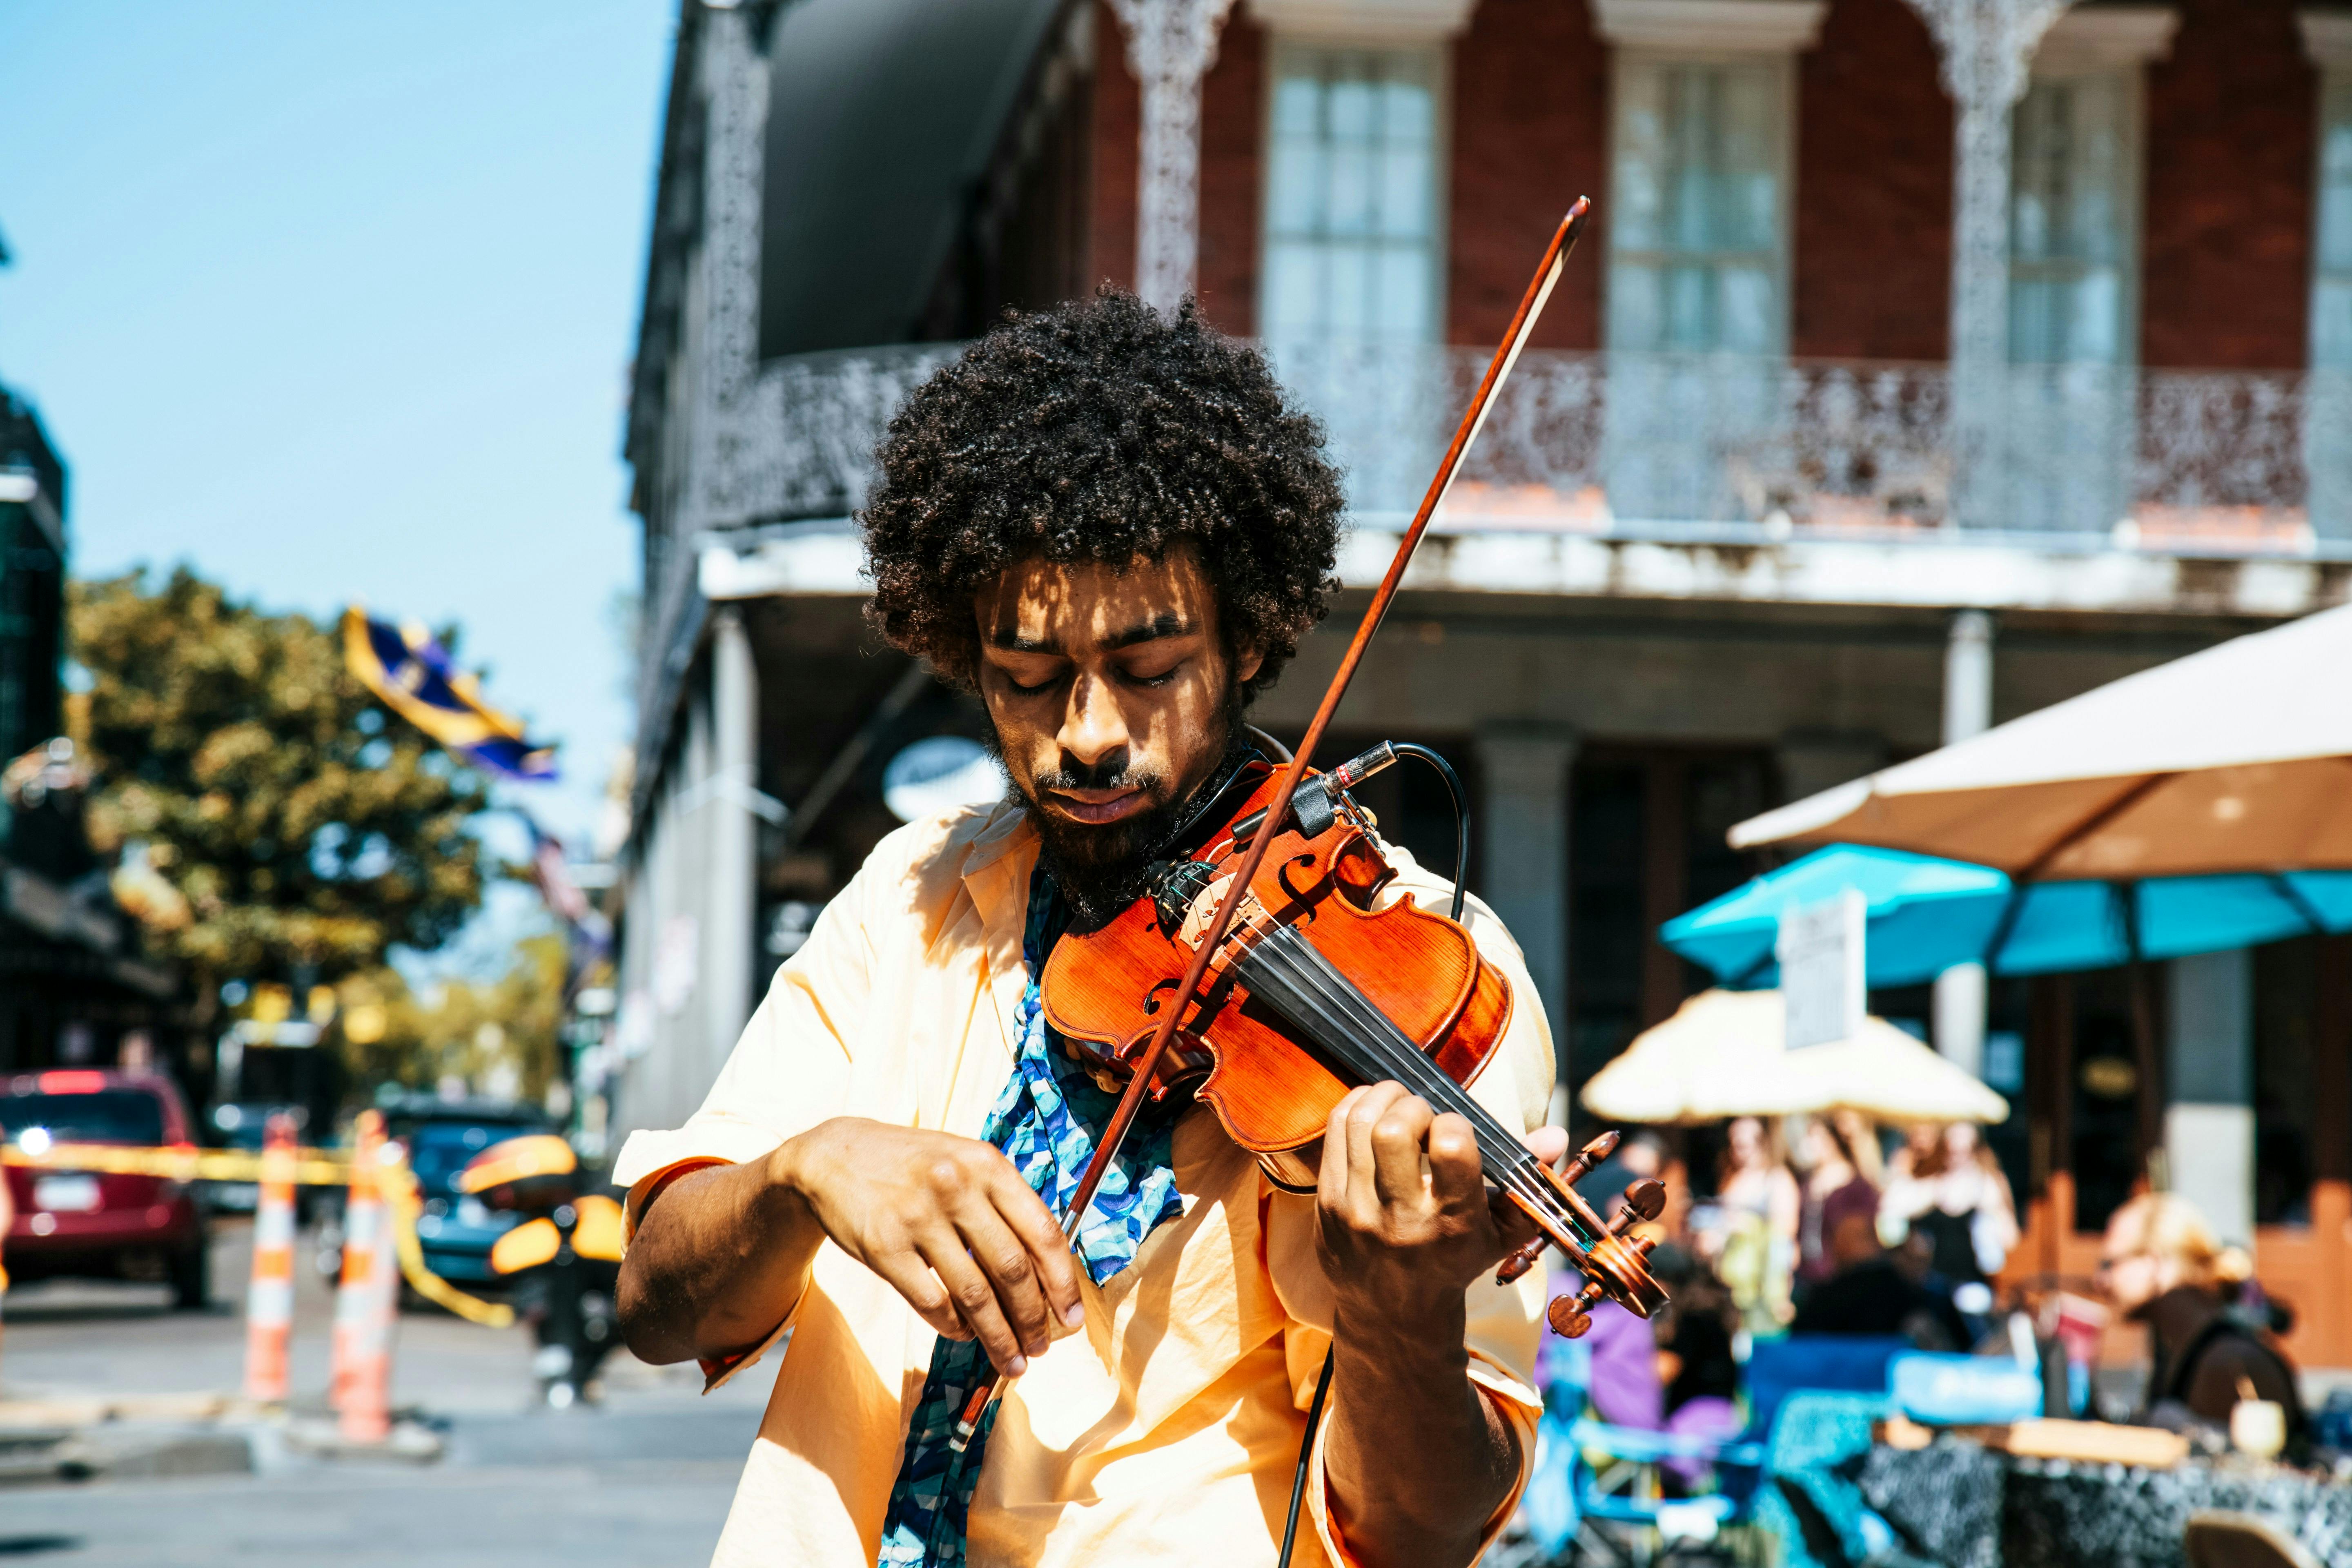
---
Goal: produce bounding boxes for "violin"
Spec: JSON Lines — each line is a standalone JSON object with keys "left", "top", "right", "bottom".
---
{"left": 1042, "top": 746, "right": 1669, "bottom": 1334}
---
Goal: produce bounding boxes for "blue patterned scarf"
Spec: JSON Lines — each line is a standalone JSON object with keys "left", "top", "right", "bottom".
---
{"left": 874, "top": 867, "right": 1185, "bottom": 1567}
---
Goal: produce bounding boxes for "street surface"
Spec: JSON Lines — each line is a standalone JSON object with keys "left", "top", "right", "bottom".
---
{"left": 0, "top": 1218, "right": 772, "bottom": 1567}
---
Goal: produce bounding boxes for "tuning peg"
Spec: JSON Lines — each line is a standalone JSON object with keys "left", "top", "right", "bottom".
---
{"left": 1494, "top": 1236, "right": 1546, "bottom": 1285}
{"left": 1547, "top": 1282, "right": 1601, "bottom": 1339}
{"left": 1554, "top": 1130, "right": 1617, "bottom": 1189}
{"left": 1619, "top": 1178, "right": 1666, "bottom": 1228}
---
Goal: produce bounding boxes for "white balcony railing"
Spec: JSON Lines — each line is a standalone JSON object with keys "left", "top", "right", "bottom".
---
{"left": 744, "top": 343, "right": 2346, "bottom": 554}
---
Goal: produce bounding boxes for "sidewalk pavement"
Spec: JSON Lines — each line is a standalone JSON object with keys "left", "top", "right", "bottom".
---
{"left": 0, "top": 1217, "right": 773, "bottom": 1567}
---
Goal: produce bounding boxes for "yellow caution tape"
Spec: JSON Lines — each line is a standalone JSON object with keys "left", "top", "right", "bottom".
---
{"left": 3, "top": 1140, "right": 517, "bottom": 1330}
{"left": 1, "top": 1142, "right": 350, "bottom": 1185}
{"left": 377, "top": 1160, "right": 515, "bottom": 1329}
{"left": 4, "top": 1142, "right": 342, "bottom": 1184}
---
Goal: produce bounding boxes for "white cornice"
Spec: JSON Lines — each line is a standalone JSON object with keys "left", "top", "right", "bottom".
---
{"left": 2031, "top": 7, "right": 2178, "bottom": 74}
{"left": 1245, "top": 0, "right": 1479, "bottom": 44}
{"left": 1591, "top": 0, "right": 1827, "bottom": 53}
{"left": 2302, "top": 10, "right": 2352, "bottom": 71}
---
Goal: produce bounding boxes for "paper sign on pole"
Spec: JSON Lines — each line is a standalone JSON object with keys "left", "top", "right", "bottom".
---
{"left": 1778, "top": 888, "right": 1867, "bottom": 1050}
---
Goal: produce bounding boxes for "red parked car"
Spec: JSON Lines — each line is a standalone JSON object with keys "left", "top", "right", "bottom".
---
{"left": 1, "top": 1069, "right": 210, "bottom": 1308}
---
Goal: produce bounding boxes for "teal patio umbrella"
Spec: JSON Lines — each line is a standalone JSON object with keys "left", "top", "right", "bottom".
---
{"left": 1661, "top": 845, "right": 2352, "bottom": 990}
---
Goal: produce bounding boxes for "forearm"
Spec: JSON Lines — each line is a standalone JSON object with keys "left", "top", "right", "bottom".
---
{"left": 1323, "top": 1303, "right": 1520, "bottom": 1568}
{"left": 617, "top": 1149, "right": 823, "bottom": 1366}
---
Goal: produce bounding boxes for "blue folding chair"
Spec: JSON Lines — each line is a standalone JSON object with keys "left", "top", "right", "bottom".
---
{"left": 1519, "top": 1377, "right": 1765, "bottom": 1567}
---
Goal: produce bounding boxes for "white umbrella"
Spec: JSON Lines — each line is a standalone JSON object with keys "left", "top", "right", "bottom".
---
{"left": 1581, "top": 989, "right": 2008, "bottom": 1126}
{"left": 1727, "top": 601, "right": 2352, "bottom": 878}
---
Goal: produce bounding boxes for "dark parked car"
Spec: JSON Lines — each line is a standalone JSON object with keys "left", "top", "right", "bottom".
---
{"left": 382, "top": 1098, "right": 554, "bottom": 1287}
{"left": 1, "top": 1069, "right": 210, "bottom": 1307}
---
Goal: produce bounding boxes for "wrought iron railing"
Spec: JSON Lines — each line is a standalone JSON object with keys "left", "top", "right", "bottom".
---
{"left": 746, "top": 343, "right": 2342, "bottom": 551}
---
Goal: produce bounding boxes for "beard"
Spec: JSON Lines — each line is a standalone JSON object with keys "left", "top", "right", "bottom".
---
{"left": 1000, "top": 686, "right": 1249, "bottom": 931}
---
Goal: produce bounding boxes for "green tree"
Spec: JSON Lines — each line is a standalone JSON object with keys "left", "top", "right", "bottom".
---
{"left": 335, "top": 934, "right": 566, "bottom": 1103}
{"left": 70, "top": 567, "right": 486, "bottom": 993}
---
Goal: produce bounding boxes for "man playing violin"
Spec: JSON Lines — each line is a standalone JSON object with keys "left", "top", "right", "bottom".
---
{"left": 616, "top": 292, "right": 1569, "bottom": 1568}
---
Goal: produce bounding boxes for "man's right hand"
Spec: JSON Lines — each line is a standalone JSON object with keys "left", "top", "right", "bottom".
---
{"left": 773, "top": 1117, "right": 1085, "bottom": 1376}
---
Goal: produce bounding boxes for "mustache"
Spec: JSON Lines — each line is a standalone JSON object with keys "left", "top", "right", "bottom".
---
{"left": 1032, "top": 755, "right": 1163, "bottom": 795}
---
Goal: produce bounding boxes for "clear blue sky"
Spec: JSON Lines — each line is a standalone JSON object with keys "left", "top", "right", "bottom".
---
{"left": 0, "top": 0, "right": 673, "bottom": 855}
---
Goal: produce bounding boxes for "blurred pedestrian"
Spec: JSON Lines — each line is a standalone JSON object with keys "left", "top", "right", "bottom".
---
{"left": 1880, "top": 1122, "right": 2016, "bottom": 1301}
{"left": 1695, "top": 1115, "right": 1798, "bottom": 1336}
{"left": 1790, "top": 1211, "right": 1969, "bottom": 1350}
{"left": 2099, "top": 1192, "right": 2305, "bottom": 1447}
{"left": 1831, "top": 1108, "right": 1884, "bottom": 1189}
{"left": 1647, "top": 1243, "right": 1740, "bottom": 1423}
{"left": 1793, "top": 1114, "right": 1879, "bottom": 1303}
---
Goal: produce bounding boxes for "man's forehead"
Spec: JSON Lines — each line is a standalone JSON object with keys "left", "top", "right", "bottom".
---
{"left": 979, "top": 550, "right": 1213, "bottom": 647}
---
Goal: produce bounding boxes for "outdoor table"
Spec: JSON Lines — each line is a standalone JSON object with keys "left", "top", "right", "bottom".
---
{"left": 1855, "top": 1437, "right": 2352, "bottom": 1568}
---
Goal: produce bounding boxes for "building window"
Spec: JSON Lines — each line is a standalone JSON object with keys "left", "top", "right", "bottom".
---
{"left": 2315, "top": 76, "right": 2352, "bottom": 370}
{"left": 1607, "top": 56, "right": 1791, "bottom": 355}
{"left": 2009, "top": 74, "right": 2136, "bottom": 364}
{"left": 1259, "top": 43, "right": 1442, "bottom": 349}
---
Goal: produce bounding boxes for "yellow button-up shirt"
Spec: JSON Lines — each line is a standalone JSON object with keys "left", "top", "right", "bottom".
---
{"left": 614, "top": 801, "right": 1555, "bottom": 1568}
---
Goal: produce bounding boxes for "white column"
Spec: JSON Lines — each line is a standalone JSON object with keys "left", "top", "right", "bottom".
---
{"left": 2165, "top": 949, "right": 2255, "bottom": 1245}
{"left": 1475, "top": 726, "right": 1579, "bottom": 1067}
{"left": 1941, "top": 608, "right": 1995, "bottom": 746}
{"left": 1933, "top": 609, "right": 1996, "bottom": 1077}
{"left": 1901, "top": 0, "right": 2071, "bottom": 526}
{"left": 1109, "top": 0, "right": 1238, "bottom": 313}
{"left": 702, "top": 608, "right": 761, "bottom": 1092}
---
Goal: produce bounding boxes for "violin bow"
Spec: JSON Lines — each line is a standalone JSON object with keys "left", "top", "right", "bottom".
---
{"left": 945, "top": 197, "right": 1593, "bottom": 1459}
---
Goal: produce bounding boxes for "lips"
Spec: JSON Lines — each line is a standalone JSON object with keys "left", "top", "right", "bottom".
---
{"left": 1048, "top": 789, "right": 1147, "bottom": 825}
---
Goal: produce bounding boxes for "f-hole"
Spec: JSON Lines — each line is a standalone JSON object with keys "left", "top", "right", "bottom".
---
{"left": 1276, "top": 853, "right": 1322, "bottom": 913}
{"left": 1142, "top": 977, "right": 1183, "bottom": 1016}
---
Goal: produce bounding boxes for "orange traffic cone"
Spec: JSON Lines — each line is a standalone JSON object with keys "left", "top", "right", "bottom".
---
{"left": 332, "top": 1110, "right": 395, "bottom": 1442}
{"left": 243, "top": 1111, "right": 298, "bottom": 1403}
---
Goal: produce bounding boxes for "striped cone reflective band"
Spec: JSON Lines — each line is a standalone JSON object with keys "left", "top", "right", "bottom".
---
{"left": 243, "top": 1113, "right": 299, "bottom": 1403}
{"left": 335, "top": 1111, "right": 395, "bottom": 1442}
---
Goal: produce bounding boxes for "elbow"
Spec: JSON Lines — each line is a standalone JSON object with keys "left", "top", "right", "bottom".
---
{"left": 615, "top": 1251, "right": 695, "bottom": 1367}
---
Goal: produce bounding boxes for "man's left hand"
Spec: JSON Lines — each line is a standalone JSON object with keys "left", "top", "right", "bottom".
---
{"left": 1314, "top": 1081, "right": 1569, "bottom": 1336}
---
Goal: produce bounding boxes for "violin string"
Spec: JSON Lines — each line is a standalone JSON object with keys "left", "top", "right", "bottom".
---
{"left": 1245, "top": 929, "right": 1547, "bottom": 1186}
{"left": 1236, "top": 929, "right": 1573, "bottom": 1231}
{"left": 1232, "top": 932, "right": 1526, "bottom": 1182}
{"left": 1236, "top": 933, "right": 1563, "bottom": 1224}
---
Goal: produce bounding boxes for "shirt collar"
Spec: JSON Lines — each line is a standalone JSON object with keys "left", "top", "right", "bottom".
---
{"left": 960, "top": 804, "right": 1042, "bottom": 1044}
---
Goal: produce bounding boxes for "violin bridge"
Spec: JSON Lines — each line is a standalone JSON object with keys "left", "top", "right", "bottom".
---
{"left": 1174, "top": 873, "right": 1239, "bottom": 950}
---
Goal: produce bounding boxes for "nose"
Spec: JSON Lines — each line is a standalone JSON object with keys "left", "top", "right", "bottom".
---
{"left": 1058, "top": 670, "right": 1131, "bottom": 773}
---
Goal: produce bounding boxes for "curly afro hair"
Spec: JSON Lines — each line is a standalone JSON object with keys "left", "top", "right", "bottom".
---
{"left": 862, "top": 290, "right": 1344, "bottom": 701}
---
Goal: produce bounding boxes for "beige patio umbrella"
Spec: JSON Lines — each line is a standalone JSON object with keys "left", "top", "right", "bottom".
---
{"left": 1581, "top": 989, "right": 2008, "bottom": 1125}
{"left": 1726, "top": 601, "right": 2352, "bottom": 878}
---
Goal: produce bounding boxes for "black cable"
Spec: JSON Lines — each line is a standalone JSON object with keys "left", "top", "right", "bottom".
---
{"left": 1389, "top": 742, "right": 1470, "bottom": 922}
{"left": 1275, "top": 741, "right": 1471, "bottom": 1568}
{"left": 1276, "top": 1347, "right": 1338, "bottom": 1568}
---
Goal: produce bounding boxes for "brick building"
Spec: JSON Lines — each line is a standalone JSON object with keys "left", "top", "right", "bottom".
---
{"left": 611, "top": 0, "right": 2352, "bottom": 1362}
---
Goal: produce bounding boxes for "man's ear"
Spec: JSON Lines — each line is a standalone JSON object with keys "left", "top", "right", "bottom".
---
{"left": 1234, "top": 645, "right": 1265, "bottom": 686}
